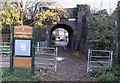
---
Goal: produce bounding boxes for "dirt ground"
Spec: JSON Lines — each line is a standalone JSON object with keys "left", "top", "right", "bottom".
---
{"left": 1, "top": 48, "right": 96, "bottom": 81}
{"left": 37, "top": 49, "right": 96, "bottom": 81}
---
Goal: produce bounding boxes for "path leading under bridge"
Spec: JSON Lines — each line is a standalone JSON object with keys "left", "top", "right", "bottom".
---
{"left": 0, "top": 47, "right": 96, "bottom": 81}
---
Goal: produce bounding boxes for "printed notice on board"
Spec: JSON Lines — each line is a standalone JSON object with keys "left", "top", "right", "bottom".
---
{"left": 15, "top": 40, "right": 31, "bottom": 56}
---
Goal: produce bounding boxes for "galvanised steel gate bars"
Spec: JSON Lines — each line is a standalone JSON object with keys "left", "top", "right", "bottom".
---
{"left": 0, "top": 42, "right": 58, "bottom": 71}
{"left": 87, "top": 49, "right": 113, "bottom": 73}
{"left": 35, "top": 46, "right": 58, "bottom": 71}
{"left": 0, "top": 42, "right": 10, "bottom": 55}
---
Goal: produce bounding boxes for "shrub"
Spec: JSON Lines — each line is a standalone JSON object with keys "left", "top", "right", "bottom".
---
{"left": 111, "top": 65, "right": 120, "bottom": 78}
{"left": 90, "top": 66, "right": 108, "bottom": 77}
{"left": 98, "top": 72, "right": 118, "bottom": 82}
{"left": 90, "top": 65, "right": 120, "bottom": 82}
{"left": 1, "top": 67, "right": 41, "bottom": 81}
{"left": 51, "top": 40, "right": 55, "bottom": 45}
{"left": 52, "top": 34, "right": 56, "bottom": 40}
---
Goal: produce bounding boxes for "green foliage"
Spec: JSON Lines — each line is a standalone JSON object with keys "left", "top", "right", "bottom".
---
{"left": 1, "top": 67, "right": 40, "bottom": 81}
{"left": 1, "top": 2, "right": 23, "bottom": 26}
{"left": 52, "top": 34, "right": 56, "bottom": 40}
{"left": 35, "top": 28, "right": 46, "bottom": 42}
{"left": 87, "top": 9, "right": 115, "bottom": 50}
{"left": 98, "top": 72, "right": 118, "bottom": 82}
{"left": 77, "top": 4, "right": 90, "bottom": 16}
{"left": 90, "top": 65, "right": 120, "bottom": 82}
{"left": 51, "top": 40, "right": 55, "bottom": 45}
{"left": 90, "top": 66, "right": 108, "bottom": 77}
{"left": 0, "top": 1, "right": 68, "bottom": 28}
{"left": 111, "top": 65, "right": 120, "bottom": 78}
{"left": 34, "top": 3, "right": 68, "bottom": 28}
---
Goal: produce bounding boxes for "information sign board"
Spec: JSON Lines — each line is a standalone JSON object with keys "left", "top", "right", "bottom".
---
{"left": 15, "top": 39, "right": 31, "bottom": 57}
{"left": 10, "top": 25, "right": 35, "bottom": 74}
{"left": 14, "top": 26, "right": 32, "bottom": 38}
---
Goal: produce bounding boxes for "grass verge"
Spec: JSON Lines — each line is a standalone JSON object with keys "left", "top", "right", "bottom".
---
{"left": 1, "top": 67, "right": 41, "bottom": 81}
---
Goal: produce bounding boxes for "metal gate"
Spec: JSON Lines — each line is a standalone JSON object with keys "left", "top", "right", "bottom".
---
{"left": 35, "top": 46, "right": 58, "bottom": 71}
{"left": 0, "top": 42, "right": 58, "bottom": 71}
{"left": 87, "top": 49, "right": 113, "bottom": 73}
{"left": 0, "top": 42, "right": 10, "bottom": 55}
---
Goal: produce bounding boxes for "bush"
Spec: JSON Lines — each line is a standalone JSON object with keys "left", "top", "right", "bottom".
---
{"left": 90, "top": 65, "right": 120, "bottom": 82}
{"left": 52, "top": 34, "right": 56, "bottom": 40}
{"left": 51, "top": 40, "right": 55, "bottom": 45}
{"left": 87, "top": 9, "right": 115, "bottom": 50}
{"left": 1, "top": 67, "right": 41, "bottom": 81}
{"left": 98, "top": 72, "right": 118, "bottom": 82}
{"left": 90, "top": 66, "right": 108, "bottom": 77}
{"left": 111, "top": 65, "right": 120, "bottom": 78}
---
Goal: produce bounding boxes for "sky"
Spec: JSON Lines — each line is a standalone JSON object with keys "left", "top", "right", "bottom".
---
{"left": 56, "top": 0, "right": 118, "bottom": 14}
{"left": 5, "top": 0, "right": 119, "bottom": 14}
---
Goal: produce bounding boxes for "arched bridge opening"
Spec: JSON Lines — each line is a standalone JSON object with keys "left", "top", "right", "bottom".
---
{"left": 50, "top": 24, "right": 74, "bottom": 49}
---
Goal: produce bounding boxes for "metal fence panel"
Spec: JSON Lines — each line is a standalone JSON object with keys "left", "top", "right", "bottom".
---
{"left": 0, "top": 42, "right": 58, "bottom": 71}
{"left": 0, "top": 42, "right": 10, "bottom": 55}
{"left": 35, "top": 46, "right": 58, "bottom": 71}
{"left": 87, "top": 49, "right": 113, "bottom": 73}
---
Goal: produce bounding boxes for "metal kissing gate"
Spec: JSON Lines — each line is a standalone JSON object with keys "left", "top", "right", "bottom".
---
{"left": 35, "top": 44, "right": 58, "bottom": 71}
{"left": 87, "top": 49, "right": 113, "bottom": 73}
{"left": 0, "top": 41, "right": 58, "bottom": 71}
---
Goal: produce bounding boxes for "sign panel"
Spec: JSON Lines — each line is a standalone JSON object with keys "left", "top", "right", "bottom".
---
{"left": 13, "top": 57, "right": 32, "bottom": 68}
{"left": 15, "top": 39, "right": 31, "bottom": 56}
{"left": 14, "top": 26, "right": 32, "bottom": 38}
{"left": 10, "top": 25, "right": 35, "bottom": 74}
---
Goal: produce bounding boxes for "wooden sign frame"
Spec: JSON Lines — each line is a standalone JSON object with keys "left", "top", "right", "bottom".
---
{"left": 10, "top": 25, "right": 35, "bottom": 75}
{"left": 14, "top": 25, "right": 32, "bottom": 38}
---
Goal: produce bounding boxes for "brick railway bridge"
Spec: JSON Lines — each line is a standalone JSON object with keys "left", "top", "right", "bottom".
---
{"left": 2, "top": 4, "right": 90, "bottom": 52}
{"left": 47, "top": 5, "right": 90, "bottom": 51}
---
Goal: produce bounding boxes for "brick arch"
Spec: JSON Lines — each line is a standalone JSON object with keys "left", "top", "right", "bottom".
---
{"left": 49, "top": 24, "right": 74, "bottom": 49}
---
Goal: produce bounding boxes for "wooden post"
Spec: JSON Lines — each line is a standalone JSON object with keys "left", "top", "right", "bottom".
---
{"left": 10, "top": 25, "right": 14, "bottom": 72}
{"left": 31, "top": 27, "right": 35, "bottom": 75}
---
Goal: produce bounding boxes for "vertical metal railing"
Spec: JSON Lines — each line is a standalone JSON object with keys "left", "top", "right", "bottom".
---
{"left": 36, "top": 41, "right": 47, "bottom": 47}
{"left": 55, "top": 47, "right": 58, "bottom": 71}
{"left": 87, "top": 49, "right": 91, "bottom": 73}
{"left": 0, "top": 41, "right": 58, "bottom": 71}
{"left": 35, "top": 42, "right": 57, "bottom": 71}
{"left": 87, "top": 49, "right": 113, "bottom": 73}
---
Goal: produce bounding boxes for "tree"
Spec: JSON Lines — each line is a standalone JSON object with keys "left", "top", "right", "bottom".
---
{"left": 34, "top": 7, "right": 68, "bottom": 28}
{"left": 87, "top": 9, "right": 115, "bottom": 50}
{"left": 0, "top": 1, "right": 23, "bottom": 26}
{"left": 0, "top": 1, "right": 68, "bottom": 42}
{"left": 0, "top": 1, "right": 68, "bottom": 28}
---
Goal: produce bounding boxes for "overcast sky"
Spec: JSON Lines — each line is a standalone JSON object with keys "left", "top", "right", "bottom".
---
{"left": 6, "top": 0, "right": 119, "bottom": 14}
{"left": 57, "top": 0, "right": 118, "bottom": 14}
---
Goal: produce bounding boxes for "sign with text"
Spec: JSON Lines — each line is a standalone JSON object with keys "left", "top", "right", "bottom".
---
{"left": 14, "top": 26, "right": 32, "bottom": 38}
{"left": 10, "top": 25, "right": 35, "bottom": 71}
